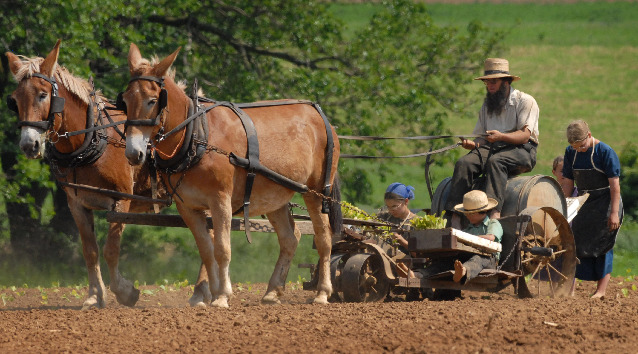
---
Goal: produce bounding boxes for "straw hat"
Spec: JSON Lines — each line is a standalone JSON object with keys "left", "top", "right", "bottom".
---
{"left": 454, "top": 190, "right": 498, "bottom": 214}
{"left": 474, "top": 58, "right": 521, "bottom": 82}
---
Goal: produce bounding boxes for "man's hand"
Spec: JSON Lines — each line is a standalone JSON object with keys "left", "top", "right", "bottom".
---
{"left": 486, "top": 130, "right": 504, "bottom": 143}
{"left": 460, "top": 138, "right": 478, "bottom": 150}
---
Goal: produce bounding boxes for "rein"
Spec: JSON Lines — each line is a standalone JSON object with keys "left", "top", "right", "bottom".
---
{"left": 337, "top": 134, "right": 487, "bottom": 159}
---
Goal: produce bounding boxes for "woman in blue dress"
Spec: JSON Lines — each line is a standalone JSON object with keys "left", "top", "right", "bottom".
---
{"left": 560, "top": 120, "right": 623, "bottom": 298}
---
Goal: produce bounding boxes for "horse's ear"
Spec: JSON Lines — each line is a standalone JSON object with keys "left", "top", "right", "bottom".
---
{"left": 128, "top": 43, "right": 144, "bottom": 75}
{"left": 40, "top": 39, "right": 61, "bottom": 77}
{"left": 6, "top": 51, "right": 23, "bottom": 76}
{"left": 153, "top": 47, "right": 181, "bottom": 78}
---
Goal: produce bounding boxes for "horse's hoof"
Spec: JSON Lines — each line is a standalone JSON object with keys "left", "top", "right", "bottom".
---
{"left": 313, "top": 293, "right": 329, "bottom": 305}
{"left": 190, "top": 282, "right": 212, "bottom": 306}
{"left": 192, "top": 301, "right": 207, "bottom": 308}
{"left": 211, "top": 297, "right": 229, "bottom": 308}
{"left": 261, "top": 292, "right": 281, "bottom": 305}
{"left": 188, "top": 293, "right": 206, "bottom": 307}
{"left": 81, "top": 296, "right": 105, "bottom": 310}
{"left": 115, "top": 287, "right": 140, "bottom": 307}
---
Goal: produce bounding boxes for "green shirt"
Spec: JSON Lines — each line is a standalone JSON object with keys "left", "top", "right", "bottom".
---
{"left": 463, "top": 216, "right": 503, "bottom": 260}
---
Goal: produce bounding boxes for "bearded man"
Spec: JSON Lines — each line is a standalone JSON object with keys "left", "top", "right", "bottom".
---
{"left": 445, "top": 58, "right": 540, "bottom": 224}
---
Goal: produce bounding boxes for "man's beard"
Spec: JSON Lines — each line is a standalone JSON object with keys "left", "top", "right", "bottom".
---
{"left": 485, "top": 83, "right": 509, "bottom": 115}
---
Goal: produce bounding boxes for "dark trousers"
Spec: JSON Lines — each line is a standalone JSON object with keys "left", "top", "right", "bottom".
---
{"left": 444, "top": 144, "right": 536, "bottom": 213}
{"left": 461, "top": 254, "right": 497, "bottom": 284}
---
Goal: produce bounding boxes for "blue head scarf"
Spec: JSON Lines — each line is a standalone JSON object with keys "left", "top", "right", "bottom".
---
{"left": 385, "top": 182, "right": 415, "bottom": 200}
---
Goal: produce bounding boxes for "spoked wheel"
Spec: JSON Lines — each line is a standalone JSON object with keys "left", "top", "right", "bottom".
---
{"left": 517, "top": 206, "right": 577, "bottom": 298}
{"left": 341, "top": 253, "right": 390, "bottom": 302}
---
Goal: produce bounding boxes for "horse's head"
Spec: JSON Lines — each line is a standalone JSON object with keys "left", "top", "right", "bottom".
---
{"left": 6, "top": 40, "right": 65, "bottom": 159}
{"left": 122, "top": 43, "right": 181, "bottom": 166}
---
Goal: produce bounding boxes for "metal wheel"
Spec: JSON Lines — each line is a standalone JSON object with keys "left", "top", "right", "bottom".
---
{"left": 517, "top": 206, "right": 577, "bottom": 298}
{"left": 341, "top": 253, "right": 390, "bottom": 302}
{"left": 328, "top": 253, "right": 347, "bottom": 302}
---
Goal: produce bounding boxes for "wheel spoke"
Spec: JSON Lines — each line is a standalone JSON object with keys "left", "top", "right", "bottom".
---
{"left": 531, "top": 221, "right": 540, "bottom": 247}
{"left": 528, "top": 261, "right": 543, "bottom": 283}
{"left": 542, "top": 212, "right": 548, "bottom": 246}
{"left": 545, "top": 230, "right": 560, "bottom": 247}
{"left": 522, "top": 238, "right": 536, "bottom": 247}
{"left": 545, "top": 266, "right": 556, "bottom": 297}
{"left": 547, "top": 262, "right": 569, "bottom": 281}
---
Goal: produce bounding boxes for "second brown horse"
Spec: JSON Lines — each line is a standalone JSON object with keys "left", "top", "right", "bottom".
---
{"left": 122, "top": 43, "right": 341, "bottom": 307}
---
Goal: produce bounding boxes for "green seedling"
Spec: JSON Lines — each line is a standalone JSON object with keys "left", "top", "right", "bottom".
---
{"left": 174, "top": 280, "right": 189, "bottom": 289}
{"left": 39, "top": 288, "right": 48, "bottom": 305}
{"left": 1, "top": 293, "right": 15, "bottom": 306}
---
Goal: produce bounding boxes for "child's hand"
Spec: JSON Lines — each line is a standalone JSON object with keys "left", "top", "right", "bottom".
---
{"left": 608, "top": 214, "right": 620, "bottom": 231}
{"left": 391, "top": 233, "right": 407, "bottom": 246}
{"left": 479, "top": 234, "right": 496, "bottom": 241}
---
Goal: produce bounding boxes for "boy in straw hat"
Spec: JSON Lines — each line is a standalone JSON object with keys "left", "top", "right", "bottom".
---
{"left": 445, "top": 58, "right": 540, "bottom": 225}
{"left": 452, "top": 190, "right": 503, "bottom": 284}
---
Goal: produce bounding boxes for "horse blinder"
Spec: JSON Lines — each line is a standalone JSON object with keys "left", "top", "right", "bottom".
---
{"left": 6, "top": 95, "right": 18, "bottom": 114}
{"left": 115, "top": 92, "right": 127, "bottom": 114}
{"left": 158, "top": 88, "right": 167, "bottom": 111}
{"left": 50, "top": 96, "right": 65, "bottom": 114}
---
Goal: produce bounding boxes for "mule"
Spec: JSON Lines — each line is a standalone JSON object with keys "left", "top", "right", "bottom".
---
{"left": 122, "top": 43, "right": 342, "bottom": 307}
{"left": 5, "top": 40, "right": 212, "bottom": 309}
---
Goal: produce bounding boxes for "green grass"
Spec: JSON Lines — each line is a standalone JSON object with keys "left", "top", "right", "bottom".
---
{"left": 613, "top": 221, "right": 638, "bottom": 276}
{"left": 426, "top": 2, "right": 638, "bottom": 47}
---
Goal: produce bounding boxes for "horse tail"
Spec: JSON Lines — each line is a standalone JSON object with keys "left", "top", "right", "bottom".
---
{"left": 328, "top": 174, "right": 343, "bottom": 237}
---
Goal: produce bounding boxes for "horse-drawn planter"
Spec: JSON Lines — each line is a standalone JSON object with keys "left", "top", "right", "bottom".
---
{"left": 302, "top": 175, "right": 578, "bottom": 301}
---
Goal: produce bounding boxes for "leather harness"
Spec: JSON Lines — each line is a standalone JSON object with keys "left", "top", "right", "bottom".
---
{"left": 122, "top": 77, "right": 336, "bottom": 243}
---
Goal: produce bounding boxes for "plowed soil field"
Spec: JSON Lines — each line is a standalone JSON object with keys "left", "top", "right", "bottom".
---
{"left": 2, "top": 277, "right": 638, "bottom": 353}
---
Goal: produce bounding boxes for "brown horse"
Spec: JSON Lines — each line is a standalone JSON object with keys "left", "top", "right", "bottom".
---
{"left": 5, "top": 40, "right": 212, "bottom": 309}
{"left": 122, "top": 43, "right": 341, "bottom": 307}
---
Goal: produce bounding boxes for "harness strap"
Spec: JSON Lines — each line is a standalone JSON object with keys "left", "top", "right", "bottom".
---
{"left": 311, "top": 102, "right": 335, "bottom": 213}
{"left": 101, "top": 108, "right": 126, "bottom": 140}
{"left": 226, "top": 102, "right": 260, "bottom": 244}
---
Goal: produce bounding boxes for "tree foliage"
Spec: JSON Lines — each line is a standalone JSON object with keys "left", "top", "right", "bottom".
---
{"left": 0, "top": 0, "right": 503, "bottom": 267}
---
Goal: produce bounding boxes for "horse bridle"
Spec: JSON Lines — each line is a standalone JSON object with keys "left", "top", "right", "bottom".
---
{"left": 7, "top": 73, "right": 66, "bottom": 131}
{"left": 116, "top": 75, "right": 168, "bottom": 129}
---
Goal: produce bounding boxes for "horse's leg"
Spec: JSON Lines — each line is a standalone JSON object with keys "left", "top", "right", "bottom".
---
{"left": 189, "top": 210, "right": 217, "bottom": 306}
{"left": 189, "top": 261, "right": 211, "bottom": 307}
{"left": 188, "top": 232, "right": 218, "bottom": 307}
{"left": 67, "top": 197, "right": 107, "bottom": 309}
{"left": 303, "top": 194, "right": 333, "bottom": 304}
{"left": 208, "top": 201, "right": 233, "bottom": 308}
{"left": 176, "top": 205, "right": 222, "bottom": 307}
{"left": 262, "top": 206, "right": 301, "bottom": 305}
{"left": 102, "top": 200, "right": 139, "bottom": 307}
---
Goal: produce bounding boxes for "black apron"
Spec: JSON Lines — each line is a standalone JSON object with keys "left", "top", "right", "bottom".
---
{"left": 570, "top": 140, "right": 623, "bottom": 258}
